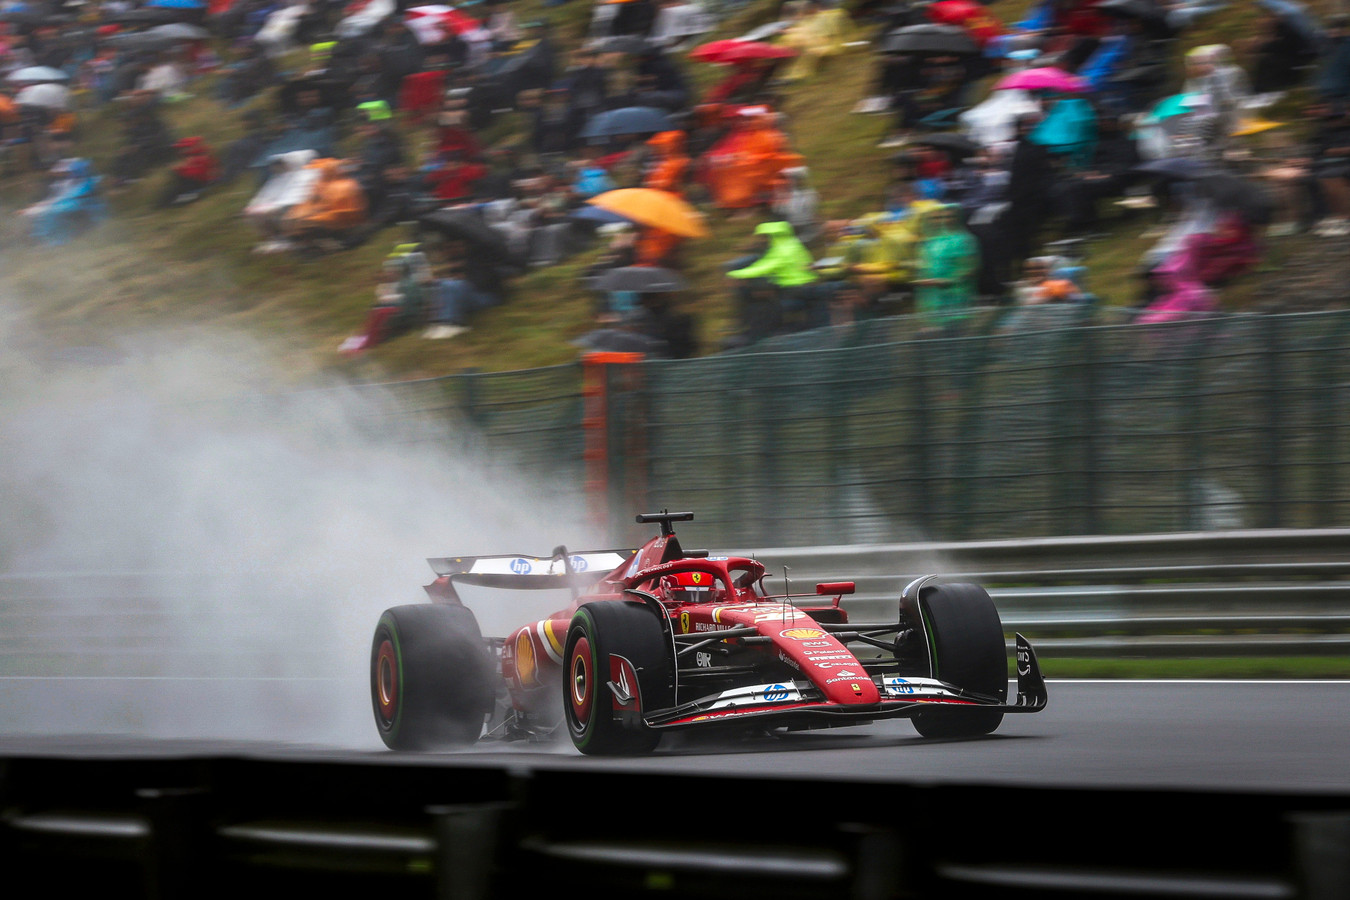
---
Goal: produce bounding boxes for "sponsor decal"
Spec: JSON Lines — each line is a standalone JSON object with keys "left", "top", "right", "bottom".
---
{"left": 763, "top": 684, "right": 790, "bottom": 702}
{"left": 694, "top": 622, "right": 729, "bottom": 633}
{"left": 852, "top": 683, "right": 862, "bottom": 695}
{"left": 510, "top": 557, "right": 533, "bottom": 575}
{"left": 569, "top": 555, "right": 589, "bottom": 572}
{"left": 712, "top": 604, "right": 754, "bottom": 623}
{"left": 801, "top": 640, "right": 833, "bottom": 647}
{"left": 689, "top": 572, "right": 705, "bottom": 584}
{"left": 778, "top": 651, "right": 800, "bottom": 670}
{"left": 825, "top": 672, "right": 862, "bottom": 684}
{"left": 680, "top": 611, "right": 690, "bottom": 634}
{"left": 781, "top": 628, "right": 827, "bottom": 640}
{"left": 514, "top": 631, "right": 538, "bottom": 687}
{"left": 706, "top": 556, "right": 729, "bottom": 561}
{"left": 754, "top": 609, "right": 805, "bottom": 623}
{"left": 885, "top": 678, "right": 916, "bottom": 695}
{"left": 1017, "top": 645, "right": 1031, "bottom": 676}
{"left": 695, "top": 652, "right": 712, "bottom": 668}
{"left": 802, "top": 652, "right": 852, "bottom": 661}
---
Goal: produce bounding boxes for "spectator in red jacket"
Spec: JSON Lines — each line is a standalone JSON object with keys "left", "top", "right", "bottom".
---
{"left": 424, "top": 148, "right": 489, "bottom": 204}
{"left": 158, "top": 136, "right": 220, "bottom": 208}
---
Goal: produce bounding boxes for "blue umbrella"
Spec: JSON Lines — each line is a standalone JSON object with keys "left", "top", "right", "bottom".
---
{"left": 569, "top": 206, "right": 633, "bottom": 226}
{"left": 579, "top": 106, "right": 676, "bottom": 140}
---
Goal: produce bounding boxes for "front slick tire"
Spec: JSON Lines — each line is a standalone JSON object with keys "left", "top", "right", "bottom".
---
{"left": 912, "top": 583, "right": 1008, "bottom": 739}
{"left": 563, "top": 601, "right": 672, "bottom": 756}
{"left": 371, "top": 604, "right": 494, "bottom": 751}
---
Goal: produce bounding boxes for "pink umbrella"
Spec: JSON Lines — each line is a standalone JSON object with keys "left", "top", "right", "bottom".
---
{"left": 995, "top": 67, "right": 1089, "bottom": 93}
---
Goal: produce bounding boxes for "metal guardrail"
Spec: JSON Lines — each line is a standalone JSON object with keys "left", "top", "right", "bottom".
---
{"left": 2, "top": 755, "right": 1348, "bottom": 900}
{"left": 2, "top": 529, "right": 1348, "bottom": 669}
{"left": 739, "top": 529, "right": 1350, "bottom": 658}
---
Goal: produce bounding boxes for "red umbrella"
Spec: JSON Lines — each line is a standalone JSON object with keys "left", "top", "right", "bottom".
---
{"left": 405, "top": 5, "right": 480, "bottom": 44}
{"left": 927, "top": 0, "right": 1003, "bottom": 46}
{"left": 689, "top": 39, "right": 796, "bottom": 66}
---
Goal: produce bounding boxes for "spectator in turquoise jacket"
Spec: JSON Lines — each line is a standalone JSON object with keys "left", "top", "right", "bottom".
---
{"left": 913, "top": 205, "right": 979, "bottom": 330}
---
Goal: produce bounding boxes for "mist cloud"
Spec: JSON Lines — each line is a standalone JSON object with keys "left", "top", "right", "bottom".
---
{"left": 0, "top": 319, "right": 594, "bottom": 749}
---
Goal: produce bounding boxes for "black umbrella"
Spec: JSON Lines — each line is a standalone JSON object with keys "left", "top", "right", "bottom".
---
{"left": 880, "top": 24, "right": 979, "bottom": 56}
{"left": 1257, "top": 0, "right": 1323, "bottom": 47}
{"left": 586, "top": 35, "right": 651, "bottom": 55}
{"left": 149, "top": 22, "right": 212, "bottom": 41}
{"left": 107, "top": 8, "right": 185, "bottom": 26}
{"left": 1095, "top": 0, "right": 1175, "bottom": 36}
{"left": 1133, "top": 158, "right": 1221, "bottom": 180}
{"left": 579, "top": 106, "right": 676, "bottom": 140}
{"left": 0, "top": 8, "right": 72, "bottom": 27}
{"left": 908, "top": 132, "right": 981, "bottom": 158}
{"left": 590, "top": 267, "right": 689, "bottom": 293}
{"left": 1197, "top": 172, "right": 1274, "bottom": 225}
{"left": 571, "top": 327, "right": 666, "bottom": 354}
{"left": 106, "top": 30, "right": 178, "bottom": 52}
{"left": 418, "top": 209, "right": 511, "bottom": 258}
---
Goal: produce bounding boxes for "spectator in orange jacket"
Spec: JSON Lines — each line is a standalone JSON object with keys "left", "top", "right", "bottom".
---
{"left": 644, "top": 129, "right": 690, "bottom": 195}
{"left": 636, "top": 130, "right": 692, "bottom": 267}
{"left": 284, "top": 158, "right": 369, "bottom": 251}
{"left": 706, "top": 108, "right": 802, "bottom": 214}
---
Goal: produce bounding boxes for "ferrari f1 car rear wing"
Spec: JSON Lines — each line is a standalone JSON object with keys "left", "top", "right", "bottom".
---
{"left": 427, "top": 547, "right": 637, "bottom": 590}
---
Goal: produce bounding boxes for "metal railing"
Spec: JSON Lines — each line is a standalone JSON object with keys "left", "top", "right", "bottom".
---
{"left": 2, "top": 530, "right": 1348, "bottom": 670}
{"left": 344, "top": 309, "right": 1350, "bottom": 547}
{"left": 2, "top": 754, "right": 1348, "bottom": 900}
{"left": 744, "top": 528, "right": 1350, "bottom": 657}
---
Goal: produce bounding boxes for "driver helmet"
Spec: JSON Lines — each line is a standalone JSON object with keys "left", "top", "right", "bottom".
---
{"left": 663, "top": 570, "right": 723, "bottom": 603}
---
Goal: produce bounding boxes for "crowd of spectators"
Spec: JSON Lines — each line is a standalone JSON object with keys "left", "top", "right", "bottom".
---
{"left": 2, "top": 0, "right": 1349, "bottom": 356}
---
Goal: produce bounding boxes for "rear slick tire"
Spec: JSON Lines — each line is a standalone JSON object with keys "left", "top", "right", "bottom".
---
{"left": 371, "top": 603, "right": 494, "bottom": 751}
{"left": 563, "top": 601, "right": 673, "bottom": 756}
{"left": 911, "top": 583, "right": 1008, "bottom": 739}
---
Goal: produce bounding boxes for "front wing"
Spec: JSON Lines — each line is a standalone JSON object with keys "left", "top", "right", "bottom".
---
{"left": 638, "top": 634, "right": 1047, "bottom": 732}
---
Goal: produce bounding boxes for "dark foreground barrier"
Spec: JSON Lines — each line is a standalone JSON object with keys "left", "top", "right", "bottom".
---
{"left": 2, "top": 751, "right": 1347, "bottom": 900}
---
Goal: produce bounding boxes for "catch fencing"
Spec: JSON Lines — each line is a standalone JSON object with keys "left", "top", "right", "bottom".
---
{"left": 372, "top": 307, "right": 1350, "bottom": 548}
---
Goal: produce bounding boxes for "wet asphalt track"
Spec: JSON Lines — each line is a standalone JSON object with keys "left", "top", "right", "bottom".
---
{"left": 2, "top": 680, "right": 1348, "bottom": 793}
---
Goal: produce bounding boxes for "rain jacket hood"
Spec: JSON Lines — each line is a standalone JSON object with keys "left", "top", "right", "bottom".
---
{"left": 728, "top": 220, "right": 817, "bottom": 286}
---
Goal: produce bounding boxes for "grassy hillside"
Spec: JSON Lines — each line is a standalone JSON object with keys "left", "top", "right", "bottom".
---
{"left": 2, "top": 0, "right": 1345, "bottom": 383}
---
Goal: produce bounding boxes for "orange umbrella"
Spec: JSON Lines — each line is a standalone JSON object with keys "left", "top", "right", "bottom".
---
{"left": 1231, "top": 117, "right": 1283, "bottom": 137}
{"left": 588, "top": 188, "right": 710, "bottom": 238}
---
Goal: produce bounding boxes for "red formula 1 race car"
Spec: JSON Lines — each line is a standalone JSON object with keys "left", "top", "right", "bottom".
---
{"left": 370, "top": 511, "right": 1047, "bottom": 754}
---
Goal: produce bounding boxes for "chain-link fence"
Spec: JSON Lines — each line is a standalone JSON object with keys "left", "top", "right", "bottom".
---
{"left": 362, "top": 309, "right": 1350, "bottom": 547}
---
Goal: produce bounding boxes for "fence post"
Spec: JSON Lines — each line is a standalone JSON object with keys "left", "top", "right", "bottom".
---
{"left": 1314, "top": 316, "right": 1349, "bottom": 527}
{"left": 460, "top": 368, "right": 481, "bottom": 425}
{"left": 909, "top": 340, "right": 935, "bottom": 537}
{"left": 1181, "top": 324, "right": 1207, "bottom": 532}
{"left": 1262, "top": 316, "right": 1286, "bottom": 528}
{"left": 1080, "top": 323, "right": 1102, "bottom": 534}
{"left": 580, "top": 352, "right": 645, "bottom": 543}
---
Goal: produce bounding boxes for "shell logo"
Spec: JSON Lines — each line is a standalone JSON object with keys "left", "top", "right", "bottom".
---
{"left": 781, "top": 628, "right": 827, "bottom": 640}
{"left": 514, "top": 630, "right": 538, "bottom": 687}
